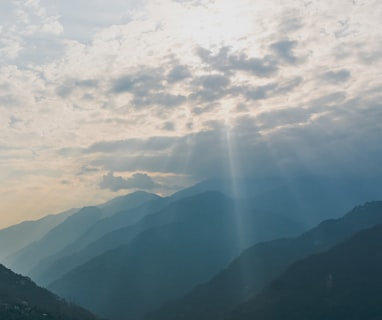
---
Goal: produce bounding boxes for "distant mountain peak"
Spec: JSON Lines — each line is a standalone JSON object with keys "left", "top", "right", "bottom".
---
{"left": 99, "top": 190, "right": 161, "bottom": 216}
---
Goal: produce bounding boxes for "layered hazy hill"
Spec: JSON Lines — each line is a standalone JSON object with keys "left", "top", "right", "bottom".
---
{"left": 0, "top": 209, "right": 76, "bottom": 261}
{"left": 1, "top": 177, "right": 381, "bottom": 320}
{"left": 5, "top": 176, "right": 376, "bottom": 286}
{"left": 32, "top": 186, "right": 310, "bottom": 288}
{"left": 3, "top": 191, "right": 160, "bottom": 276}
{"left": 230, "top": 222, "right": 382, "bottom": 320}
{"left": 24, "top": 198, "right": 166, "bottom": 285}
{"left": 145, "top": 201, "right": 382, "bottom": 320}
{"left": 0, "top": 264, "right": 101, "bottom": 320}
{"left": 28, "top": 196, "right": 171, "bottom": 286}
{"left": 48, "top": 191, "right": 304, "bottom": 320}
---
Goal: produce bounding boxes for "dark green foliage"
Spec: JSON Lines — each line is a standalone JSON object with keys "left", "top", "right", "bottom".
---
{"left": 231, "top": 223, "right": 382, "bottom": 320}
{"left": 0, "top": 264, "right": 101, "bottom": 320}
{"left": 146, "top": 201, "right": 382, "bottom": 320}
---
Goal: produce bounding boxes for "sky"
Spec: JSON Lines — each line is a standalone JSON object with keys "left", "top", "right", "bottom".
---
{"left": 1, "top": 0, "right": 382, "bottom": 228}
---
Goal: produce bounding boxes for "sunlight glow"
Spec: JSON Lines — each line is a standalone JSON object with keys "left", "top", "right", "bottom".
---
{"left": 223, "top": 120, "right": 245, "bottom": 244}
{"left": 174, "top": 0, "right": 255, "bottom": 50}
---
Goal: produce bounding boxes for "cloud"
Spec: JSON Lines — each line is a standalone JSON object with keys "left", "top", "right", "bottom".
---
{"left": 278, "top": 10, "right": 304, "bottom": 33}
{"left": 132, "top": 92, "right": 186, "bottom": 109}
{"left": 55, "top": 79, "right": 99, "bottom": 98}
{"left": 85, "top": 136, "right": 177, "bottom": 154}
{"left": 162, "top": 121, "right": 176, "bottom": 131}
{"left": 194, "top": 74, "right": 230, "bottom": 91}
{"left": 196, "top": 47, "right": 231, "bottom": 72}
{"left": 242, "top": 83, "right": 278, "bottom": 100}
{"left": 256, "top": 107, "right": 315, "bottom": 130}
{"left": 83, "top": 88, "right": 382, "bottom": 182}
{"left": 230, "top": 76, "right": 302, "bottom": 101}
{"left": 270, "top": 40, "right": 299, "bottom": 64}
{"left": 188, "top": 74, "right": 232, "bottom": 105}
{"left": 8, "top": 116, "right": 24, "bottom": 129}
{"left": 40, "top": 0, "right": 145, "bottom": 42}
{"left": 16, "top": 36, "right": 66, "bottom": 65}
{"left": 112, "top": 71, "right": 164, "bottom": 95}
{"left": 310, "top": 92, "right": 347, "bottom": 108}
{"left": 88, "top": 121, "right": 263, "bottom": 178}
{"left": 167, "top": 65, "right": 192, "bottom": 83}
{"left": 77, "top": 165, "right": 100, "bottom": 175}
{"left": 192, "top": 104, "right": 217, "bottom": 114}
{"left": 111, "top": 68, "right": 186, "bottom": 108}
{"left": 196, "top": 39, "right": 301, "bottom": 78}
{"left": 187, "top": 70, "right": 302, "bottom": 105}
{"left": 2, "top": 0, "right": 382, "bottom": 227}
{"left": 0, "top": 2, "right": 13, "bottom": 21}
{"left": 0, "top": 95, "right": 21, "bottom": 109}
{"left": 100, "top": 172, "right": 159, "bottom": 191}
{"left": 197, "top": 46, "right": 279, "bottom": 77}
{"left": 229, "top": 54, "right": 278, "bottom": 77}
{"left": 0, "top": 1, "right": 66, "bottom": 65}
{"left": 321, "top": 69, "right": 351, "bottom": 84}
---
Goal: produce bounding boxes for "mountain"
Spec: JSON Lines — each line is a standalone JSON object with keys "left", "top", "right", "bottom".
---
{"left": 32, "top": 202, "right": 173, "bottom": 286}
{"left": 5, "top": 191, "right": 160, "bottom": 277}
{"left": 6, "top": 176, "right": 379, "bottom": 283}
{"left": 29, "top": 196, "right": 167, "bottom": 285}
{"left": 0, "top": 264, "right": 101, "bottom": 320}
{"left": 172, "top": 176, "right": 382, "bottom": 226}
{"left": 146, "top": 201, "right": 382, "bottom": 320}
{"left": 72, "top": 195, "right": 166, "bottom": 250}
{"left": 5, "top": 206, "right": 103, "bottom": 276}
{"left": 30, "top": 176, "right": 378, "bottom": 287}
{"left": 0, "top": 209, "right": 76, "bottom": 261}
{"left": 48, "top": 191, "right": 305, "bottom": 320}
{"left": 33, "top": 183, "right": 313, "bottom": 287}
{"left": 230, "top": 223, "right": 382, "bottom": 320}
{"left": 97, "top": 191, "right": 161, "bottom": 217}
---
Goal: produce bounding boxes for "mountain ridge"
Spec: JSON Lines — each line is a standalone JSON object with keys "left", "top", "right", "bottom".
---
{"left": 145, "top": 201, "right": 382, "bottom": 320}
{"left": 0, "top": 263, "right": 102, "bottom": 320}
{"left": 4, "top": 191, "right": 161, "bottom": 277}
{"left": 0, "top": 208, "right": 77, "bottom": 262}
{"left": 230, "top": 222, "right": 382, "bottom": 320}
{"left": 48, "top": 191, "right": 305, "bottom": 320}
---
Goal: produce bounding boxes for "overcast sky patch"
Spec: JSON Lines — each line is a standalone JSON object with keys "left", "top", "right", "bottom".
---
{"left": 1, "top": 0, "right": 382, "bottom": 227}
